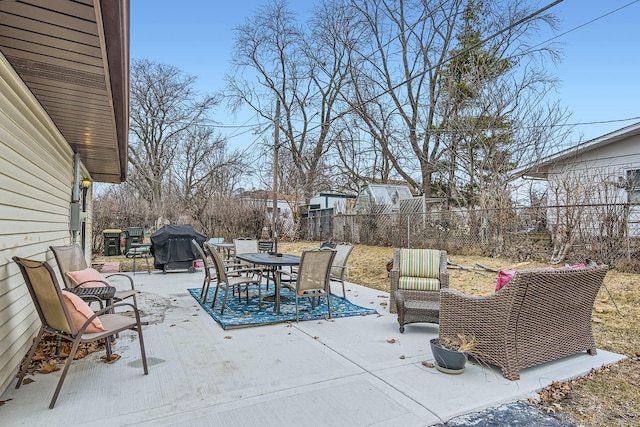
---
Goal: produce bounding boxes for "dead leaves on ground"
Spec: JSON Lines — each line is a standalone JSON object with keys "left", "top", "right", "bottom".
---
{"left": 17, "top": 333, "right": 108, "bottom": 381}
{"left": 36, "top": 362, "right": 60, "bottom": 374}
{"left": 100, "top": 354, "right": 121, "bottom": 364}
{"left": 528, "top": 380, "right": 573, "bottom": 413}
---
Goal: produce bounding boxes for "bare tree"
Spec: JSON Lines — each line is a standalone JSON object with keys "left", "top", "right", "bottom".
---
{"left": 129, "top": 59, "right": 218, "bottom": 214}
{"left": 339, "top": 0, "right": 566, "bottom": 200}
{"left": 225, "top": 0, "right": 353, "bottom": 198}
{"left": 170, "top": 126, "right": 247, "bottom": 235}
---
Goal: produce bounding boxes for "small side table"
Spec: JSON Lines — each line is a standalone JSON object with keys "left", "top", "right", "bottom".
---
{"left": 393, "top": 291, "right": 440, "bottom": 333}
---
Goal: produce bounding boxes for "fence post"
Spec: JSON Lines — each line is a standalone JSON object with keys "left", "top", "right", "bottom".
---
{"left": 407, "top": 213, "right": 411, "bottom": 248}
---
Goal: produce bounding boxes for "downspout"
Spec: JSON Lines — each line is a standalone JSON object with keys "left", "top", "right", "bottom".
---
{"left": 71, "top": 153, "right": 81, "bottom": 244}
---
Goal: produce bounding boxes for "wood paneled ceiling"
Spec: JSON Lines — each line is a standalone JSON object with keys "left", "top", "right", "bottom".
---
{"left": 0, "top": 0, "right": 129, "bottom": 183}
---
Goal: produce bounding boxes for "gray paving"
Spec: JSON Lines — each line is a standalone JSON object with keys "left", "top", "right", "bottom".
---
{"left": 0, "top": 270, "right": 623, "bottom": 426}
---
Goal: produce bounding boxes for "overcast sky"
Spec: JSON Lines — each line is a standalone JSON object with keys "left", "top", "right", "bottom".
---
{"left": 130, "top": 0, "right": 640, "bottom": 152}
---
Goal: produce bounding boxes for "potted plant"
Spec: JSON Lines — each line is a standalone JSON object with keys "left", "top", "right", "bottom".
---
{"left": 429, "top": 334, "right": 477, "bottom": 374}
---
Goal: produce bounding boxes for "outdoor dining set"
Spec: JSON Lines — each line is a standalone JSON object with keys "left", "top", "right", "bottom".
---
{"left": 193, "top": 238, "right": 354, "bottom": 321}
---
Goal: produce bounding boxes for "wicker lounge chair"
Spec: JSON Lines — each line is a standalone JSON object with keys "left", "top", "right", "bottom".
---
{"left": 12, "top": 256, "right": 148, "bottom": 409}
{"left": 389, "top": 248, "right": 448, "bottom": 332}
{"left": 439, "top": 265, "right": 609, "bottom": 380}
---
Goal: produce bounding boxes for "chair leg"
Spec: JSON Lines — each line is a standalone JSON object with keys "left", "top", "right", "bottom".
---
{"left": 211, "top": 285, "right": 220, "bottom": 309}
{"left": 326, "top": 293, "right": 331, "bottom": 319}
{"left": 49, "top": 337, "right": 82, "bottom": 409}
{"left": 200, "top": 276, "right": 207, "bottom": 300}
{"left": 132, "top": 312, "right": 149, "bottom": 375}
{"left": 201, "top": 277, "right": 211, "bottom": 302}
{"left": 257, "top": 282, "right": 262, "bottom": 311}
{"left": 15, "top": 327, "right": 46, "bottom": 389}
{"left": 220, "top": 287, "right": 230, "bottom": 314}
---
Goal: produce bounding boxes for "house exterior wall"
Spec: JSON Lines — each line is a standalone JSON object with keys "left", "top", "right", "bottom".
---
{"left": 0, "top": 54, "right": 90, "bottom": 393}
{"left": 266, "top": 199, "right": 295, "bottom": 237}
{"left": 309, "top": 193, "right": 355, "bottom": 214}
{"left": 543, "top": 134, "right": 640, "bottom": 236}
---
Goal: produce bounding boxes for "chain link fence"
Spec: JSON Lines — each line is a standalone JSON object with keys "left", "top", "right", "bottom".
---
{"left": 299, "top": 203, "right": 640, "bottom": 267}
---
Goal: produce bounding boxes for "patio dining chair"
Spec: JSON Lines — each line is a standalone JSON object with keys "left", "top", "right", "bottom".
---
{"left": 208, "top": 245, "right": 264, "bottom": 314}
{"left": 329, "top": 243, "right": 354, "bottom": 297}
{"left": 194, "top": 240, "right": 245, "bottom": 301}
{"left": 192, "top": 239, "right": 217, "bottom": 302}
{"left": 12, "top": 256, "right": 148, "bottom": 409}
{"left": 233, "top": 238, "right": 259, "bottom": 263}
{"left": 50, "top": 244, "right": 137, "bottom": 308}
{"left": 275, "top": 248, "right": 336, "bottom": 322}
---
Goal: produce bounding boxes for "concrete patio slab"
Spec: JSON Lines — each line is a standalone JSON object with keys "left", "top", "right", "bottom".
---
{"left": 0, "top": 270, "right": 625, "bottom": 426}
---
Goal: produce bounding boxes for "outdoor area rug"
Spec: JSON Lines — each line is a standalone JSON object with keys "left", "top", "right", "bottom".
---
{"left": 188, "top": 286, "right": 379, "bottom": 330}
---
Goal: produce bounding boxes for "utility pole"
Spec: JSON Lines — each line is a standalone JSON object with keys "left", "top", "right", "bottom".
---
{"left": 273, "top": 100, "right": 280, "bottom": 253}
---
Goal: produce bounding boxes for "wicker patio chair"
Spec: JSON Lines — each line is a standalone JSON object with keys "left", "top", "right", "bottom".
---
{"left": 275, "top": 248, "right": 336, "bottom": 322}
{"left": 329, "top": 243, "right": 354, "bottom": 298}
{"left": 12, "top": 256, "right": 148, "bottom": 409}
{"left": 389, "top": 248, "right": 448, "bottom": 332}
{"left": 50, "top": 244, "right": 137, "bottom": 308}
{"left": 438, "top": 265, "right": 609, "bottom": 380}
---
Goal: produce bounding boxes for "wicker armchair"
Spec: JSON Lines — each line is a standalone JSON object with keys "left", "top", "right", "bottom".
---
{"left": 389, "top": 249, "right": 448, "bottom": 332}
{"left": 439, "top": 265, "right": 609, "bottom": 380}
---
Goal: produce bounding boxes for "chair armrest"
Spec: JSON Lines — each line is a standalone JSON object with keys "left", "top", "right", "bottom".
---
{"left": 439, "top": 288, "right": 515, "bottom": 346}
{"left": 440, "top": 271, "right": 449, "bottom": 289}
{"left": 389, "top": 270, "right": 399, "bottom": 292}
{"left": 78, "top": 302, "right": 142, "bottom": 335}
{"left": 229, "top": 267, "right": 263, "bottom": 277}
{"left": 105, "top": 273, "right": 135, "bottom": 290}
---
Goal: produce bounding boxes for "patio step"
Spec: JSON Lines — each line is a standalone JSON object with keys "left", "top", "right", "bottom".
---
{"left": 100, "top": 261, "right": 120, "bottom": 273}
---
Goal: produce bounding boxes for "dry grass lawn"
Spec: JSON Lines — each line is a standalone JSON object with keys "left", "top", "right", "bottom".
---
{"left": 100, "top": 241, "right": 640, "bottom": 426}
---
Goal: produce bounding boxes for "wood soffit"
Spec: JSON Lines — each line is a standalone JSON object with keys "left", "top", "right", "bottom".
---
{"left": 0, "top": 0, "right": 129, "bottom": 183}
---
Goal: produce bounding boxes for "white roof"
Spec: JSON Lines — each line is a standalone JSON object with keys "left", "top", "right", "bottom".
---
{"left": 513, "top": 121, "right": 640, "bottom": 179}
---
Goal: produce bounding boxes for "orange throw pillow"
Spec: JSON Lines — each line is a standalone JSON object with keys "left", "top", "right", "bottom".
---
{"left": 61, "top": 290, "right": 106, "bottom": 333}
{"left": 67, "top": 268, "right": 111, "bottom": 288}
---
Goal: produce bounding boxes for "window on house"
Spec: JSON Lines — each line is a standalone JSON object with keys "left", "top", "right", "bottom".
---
{"left": 627, "top": 169, "right": 640, "bottom": 203}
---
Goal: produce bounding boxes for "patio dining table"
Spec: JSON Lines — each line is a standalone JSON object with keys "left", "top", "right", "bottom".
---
{"left": 211, "top": 242, "right": 235, "bottom": 259}
{"left": 234, "top": 252, "right": 300, "bottom": 313}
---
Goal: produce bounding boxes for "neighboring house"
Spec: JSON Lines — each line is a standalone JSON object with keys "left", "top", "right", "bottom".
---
{"left": 240, "top": 190, "right": 298, "bottom": 237}
{"left": 513, "top": 122, "right": 640, "bottom": 239}
{"left": 308, "top": 192, "right": 356, "bottom": 214}
{"left": 0, "top": 2, "right": 129, "bottom": 394}
{"left": 355, "top": 183, "right": 415, "bottom": 213}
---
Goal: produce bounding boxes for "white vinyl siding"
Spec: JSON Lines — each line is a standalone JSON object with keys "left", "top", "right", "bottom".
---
{"left": 0, "top": 52, "right": 87, "bottom": 393}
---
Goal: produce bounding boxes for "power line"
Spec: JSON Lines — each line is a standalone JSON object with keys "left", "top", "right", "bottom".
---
{"left": 527, "top": 0, "right": 640, "bottom": 49}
